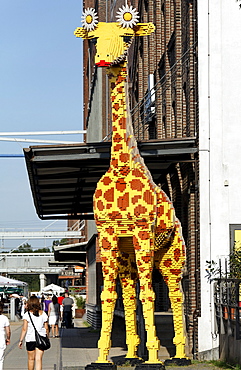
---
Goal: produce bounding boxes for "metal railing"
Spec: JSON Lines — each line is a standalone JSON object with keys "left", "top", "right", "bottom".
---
{"left": 68, "top": 220, "right": 85, "bottom": 232}
{"left": 214, "top": 278, "right": 241, "bottom": 340}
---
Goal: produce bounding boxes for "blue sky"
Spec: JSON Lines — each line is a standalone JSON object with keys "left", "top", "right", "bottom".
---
{"left": 0, "top": 1, "right": 83, "bottom": 250}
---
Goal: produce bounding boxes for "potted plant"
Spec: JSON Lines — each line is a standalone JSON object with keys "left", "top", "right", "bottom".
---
{"left": 75, "top": 296, "right": 86, "bottom": 318}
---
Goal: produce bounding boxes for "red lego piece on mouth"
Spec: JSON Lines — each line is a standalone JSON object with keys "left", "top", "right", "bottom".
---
{"left": 96, "top": 60, "right": 111, "bottom": 67}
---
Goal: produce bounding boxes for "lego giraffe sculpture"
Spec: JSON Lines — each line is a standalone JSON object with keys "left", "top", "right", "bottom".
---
{"left": 75, "top": 6, "right": 187, "bottom": 365}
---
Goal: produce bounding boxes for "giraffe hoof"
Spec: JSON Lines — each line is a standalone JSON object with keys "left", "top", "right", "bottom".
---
{"left": 115, "top": 357, "right": 143, "bottom": 365}
{"left": 135, "top": 363, "right": 165, "bottom": 370}
{"left": 164, "top": 358, "right": 191, "bottom": 366}
{"left": 87, "top": 362, "right": 117, "bottom": 369}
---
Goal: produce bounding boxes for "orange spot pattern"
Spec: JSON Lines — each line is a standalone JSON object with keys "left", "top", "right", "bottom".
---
{"left": 120, "top": 153, "right": 129, "bottom": 163}
{"left": 114, "top": 144, "right": 123, "bottom": 151}
{"left": 95, "top": 189, "right": 102, "bottom": 198}
{"left": 119, "top": 116, "right": 126, "bottom": 129}
{"left": 119, "top": 166, "right": 130, "bottom": 176}
{"left": 116, "top": 178, "right": 126, "bottom": 192}
{"left": 130, "top": 179, "right": 145, "bottom": 191}
{"left": 104, "top": 188, "right": 114, "bottom": 202}
{"left": 106, "top": 226, "right": 115, "bottom": 235}
{"left": 102, "top": 176, "right": 112, "bottom": 185}
{"left": 132, "top": 195, "right": 141, "bottom": 204}
{"left": 144, "top": 190, "right": 154, "bottom": 204}
{"left": 111, "top": 159, "right": 118, "bottom": 168}
{"left": 170, "top": 269, "right": 181, "bottom": 276}
{"left": 174, "top": 248, "right": 181, "bottom": 262}
{"left": 117, "top": 193, "right": 129, "bottom": 211}
{"left": 113, "top": 133, "right": 122, "bottom": 143}
{"left": 132, "top": 168, "right": 145, "bottom": 179}
{"left": 102, "top": 238, "right": 111, "bottom": 250}
{"left": 134, "top": 205, "right": 147, "bottom": 217}
{"left": 164, "top": 259, "right": 172, "bottom": 268}
{"left": 97, "top": 200, "right": 104, "bottom": 211}
{"left": 108, "top": 211, "right": 122, "bottom": 220}
{"left": 113, "top": 103, "right": 120, "bottom": 111}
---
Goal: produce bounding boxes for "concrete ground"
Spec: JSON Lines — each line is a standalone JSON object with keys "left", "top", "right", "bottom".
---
{"left": 3, "top": 317, "right": 223, "bottom": 370}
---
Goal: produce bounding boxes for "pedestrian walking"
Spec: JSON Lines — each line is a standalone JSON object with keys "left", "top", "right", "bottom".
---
{"left": 0, "top": 302, "right": 10, "bottom": 370}
{"left": 62, "top": 292, "right": 74, "bottom": 328}
{"left": 48, "top": 295, "right": 60, "bottom": 337}
{"left": 18, "top": 295, "right": 49, "bottom": 370}
{"left": 43, "top": 295, "right": 51, "bottom": 315}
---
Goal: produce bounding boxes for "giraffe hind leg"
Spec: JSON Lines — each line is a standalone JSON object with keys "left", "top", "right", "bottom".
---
{"left": 157, "top": 222, "right": 188, "bottom": 360}
{"left": 134, "top": 234, "right": 162, "bottom": 364}
{"left": 118, "top": 238, "right": 140, "bottom": 359}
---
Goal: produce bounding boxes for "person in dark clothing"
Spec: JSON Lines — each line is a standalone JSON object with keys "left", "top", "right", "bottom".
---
{"left": 62, "top": 292, "right": 74, "bottom": 328}
{"left": 43, "top": 296, "right": 51, "bottom": 315}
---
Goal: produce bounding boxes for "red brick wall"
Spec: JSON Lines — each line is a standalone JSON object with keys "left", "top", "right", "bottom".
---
{"left": 128, "top": 0, "right": 199, "bottom": 355}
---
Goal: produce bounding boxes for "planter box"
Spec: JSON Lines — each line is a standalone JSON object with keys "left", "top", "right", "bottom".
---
{"left": 75, "top": 308, "right": 86, "bottom": 318}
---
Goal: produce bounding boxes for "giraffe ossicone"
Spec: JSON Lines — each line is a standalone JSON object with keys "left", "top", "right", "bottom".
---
{"left": 116, "top": 4, "right": 139, "bottom": 28}
{"left": 75, "top": 10, "right": 189, "bottom": 365}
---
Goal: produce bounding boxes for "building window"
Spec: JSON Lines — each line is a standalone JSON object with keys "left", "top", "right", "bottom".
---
{"left": 230, "top": 224, "right": 241, "bottom": 252}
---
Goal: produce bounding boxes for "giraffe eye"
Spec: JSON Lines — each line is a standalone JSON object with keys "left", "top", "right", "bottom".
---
{"left": 82, "top": 8, "right": 98, "bottom": 31}
{"left": 116, "top": 5, "right": 139, "bottom": 29}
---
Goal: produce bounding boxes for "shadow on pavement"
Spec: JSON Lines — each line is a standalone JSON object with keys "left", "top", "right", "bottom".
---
{"left": 61, "top": 316, "right": 128, "bottom": 351}
{"left": 61, "top": 327, "right": 99, "bottom": 348}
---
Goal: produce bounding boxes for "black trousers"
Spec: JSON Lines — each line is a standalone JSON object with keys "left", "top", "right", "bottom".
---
{"left": 63, "top": 311, "right": 72, "bottom": 328}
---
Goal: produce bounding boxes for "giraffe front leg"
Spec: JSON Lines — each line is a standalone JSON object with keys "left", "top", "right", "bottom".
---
{"left": 119, "top": 251, "right": 140, "bottom": 359}
{"left": 134, "top": 235, "right": 162, "bottom": 364}
{"left": 159, "top": 222, "right": 188, "bottom": 360}
{"left": 96, "top": 234, "right": 118, "bottom": 364}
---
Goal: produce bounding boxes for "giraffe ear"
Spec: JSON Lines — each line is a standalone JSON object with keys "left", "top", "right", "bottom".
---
{"left": 74, "top": 27, "right": 91, "bottom": 39}
{"left": 134, "top": 23, "right": 155, "bottom": 36}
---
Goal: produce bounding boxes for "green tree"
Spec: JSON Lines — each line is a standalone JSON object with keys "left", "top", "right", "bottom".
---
{"left": 12, "top": 243, "right": 33, "bottom": 253}
{"left": 10, "top": 274, "right": 40, "bottom": 292}
{"left": 229, "top": 250, "right": 241, "bottom": 279}
{"left": 34, "top": 247, "right": 51, "bottom": 253}
{"left": 52, "top": 239, "right": 68, "bottom": 246}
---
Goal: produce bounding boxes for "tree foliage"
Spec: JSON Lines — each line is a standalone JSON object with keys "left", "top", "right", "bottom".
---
{"left": 52, "top": 239, "right": 68, "bottom": 246}
{"left": 34, "top": 247, "right": 51, "bottom": 253}
{"left": 10, "top": 274, "right": 40, "bottom": 292}
{"left": 206, "top": 249, "right": 241, "bottom": 282}
{"left": 229, "top": 250, "right": 241, "bottom": 279}
{"left": 12, "top": 243, "right": 51, "bottom": 253}
{"left": 12, "top": 243, "right": 33, "bottom": 253}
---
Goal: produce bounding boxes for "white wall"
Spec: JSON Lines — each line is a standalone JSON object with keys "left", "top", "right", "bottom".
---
{"left": 198, "top": 0, "right": 241, "bottom": 358}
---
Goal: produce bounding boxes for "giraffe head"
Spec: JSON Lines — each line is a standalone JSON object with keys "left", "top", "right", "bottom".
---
{"left": 74, "top": 6, "right": 155, "bottom": 67}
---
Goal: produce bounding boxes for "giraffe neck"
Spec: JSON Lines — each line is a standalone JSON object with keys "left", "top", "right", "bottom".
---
{"left": 107, "top": 62, "right": 136, "bottom": 168}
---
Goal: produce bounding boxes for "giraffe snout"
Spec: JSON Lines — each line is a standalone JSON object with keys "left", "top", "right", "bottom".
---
{"left": 96, "top": 60, "right": 111, "bottom": 67}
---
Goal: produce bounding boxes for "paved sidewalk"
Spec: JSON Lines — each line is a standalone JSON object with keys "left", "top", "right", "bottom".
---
{"left": 3, "top": 318, "right": 223, "bottom": 370}
{"left": 3, "top": 317, "right": 128, "bottom": 370}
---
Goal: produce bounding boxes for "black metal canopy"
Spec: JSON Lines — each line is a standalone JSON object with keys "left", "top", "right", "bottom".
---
{"left": 49, "top": 242, "right": 87, "bottom": 266}
{"left": 23, "top": 138, "right": 197, "bottom": 220}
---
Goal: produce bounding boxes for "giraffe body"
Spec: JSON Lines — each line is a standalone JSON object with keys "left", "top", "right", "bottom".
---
{"left": 75, "top": 16, "right": 188, "bottom": 364}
